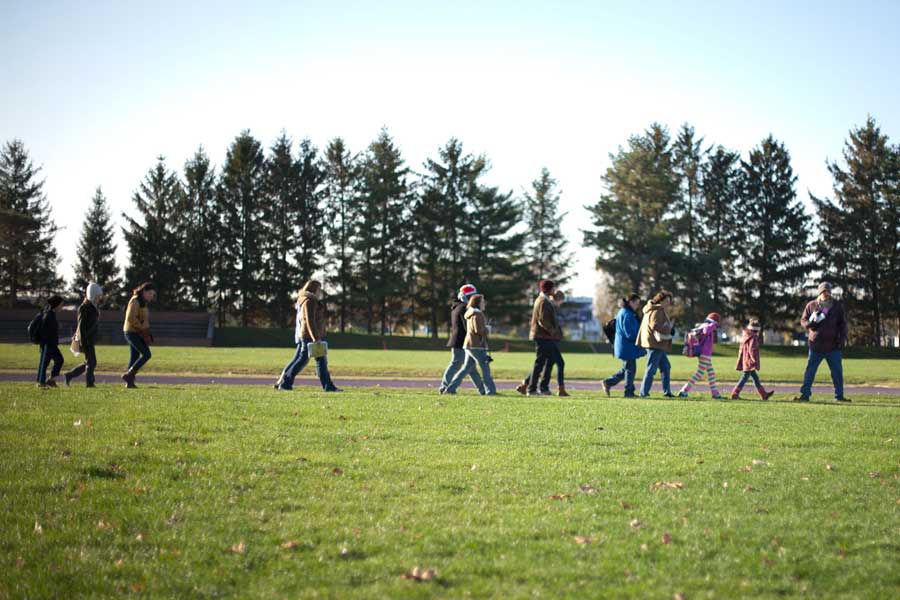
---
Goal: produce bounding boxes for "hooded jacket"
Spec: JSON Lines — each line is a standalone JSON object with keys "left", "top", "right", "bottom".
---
{"left": 736, "top": 329, "right": 761, "bottom": 372}
{"left": 447, "top": 301, "right": 468, "bottom": 349}
{"left": 295, "top": 291, "right": 327, "bottom": 343}
{"left": 637, "top": 301, "right": 673, "bottom": 352}
{"left": 613, "top": 306, "right": 645, "bottom": 360}
{"left": 41, "top": 307, "right": 59, "bottom": 346}
{"left": 529, "top": 293, "right": 562, "bottom": 341}
{"left": 463, "top": 307, "right": 488, "bottom": 349}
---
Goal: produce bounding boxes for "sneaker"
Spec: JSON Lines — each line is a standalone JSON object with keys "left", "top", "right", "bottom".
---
{"left": 677, "top": 391, "right": 689, "bottom": 398}
{"left": 86, "top": 383, "right": 96, "bottom": 388}
{"left": 46, "top": 380, "right": 57, "bottom": 388}
{"left": 663, "top": 393, "right": 675, "bottom": 398}
{"left": 515, "top": 383, "right": 527, "bottom": 395}
{"left": 64, "top": 372, "right": 72, "bottom": 387}
{"left": 539, "top": 389, "right": 552, "bottom": 396}
{"left": 623, "top": 393, "right": 637, "bottom": 398}
{"left": 601, "top": 381, "right": 611, "bottom": 397}
{"left": 526, "top": 389, "right": 538, "bottom": 396}
{"left": 835, "top": 396, "right": 851, "bottom": 403}
{"left": 276, "top": 385, "right": 292, "bottom": 391}
{"left": 792, "top": 395, "right": 810, "bottom": 402}
{"left": 712, "top": 393, "right": 724, "bottom": 400}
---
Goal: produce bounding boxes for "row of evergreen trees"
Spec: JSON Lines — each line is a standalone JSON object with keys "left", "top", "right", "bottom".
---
{"left": 583, "top": 117, "right": 900, "bottom": 345}
{"left": 0, "top": 131, "right": 573, "bottom": 335}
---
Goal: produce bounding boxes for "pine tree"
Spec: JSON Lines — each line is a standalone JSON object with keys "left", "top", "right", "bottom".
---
{"left": 583, "top": 125, "right": 680, "bottom": 298}
{"left": 219, "top": 131, "right": 267, "bottom": 327}
{"left": 294, "top": 139, "right": 325, "bottom": 282}
{"left": 322, "top": 137, "right": 359, "bottom": 332}
{"left": 178, "top": 147, "right": 218, "bottom": 311}
{"left": 261, "top": 133, "right": 302, "bottom": 327}
{"left": 811, "top": 117, "right": 899, "bottom": 346}
{"left": 672, "top": 124, "right": 707, "bottom": 322}
{"left": 523, "top": 167, "right": 574, "bottom": 288}
{"left": 355, "top": 128, "right": 410, "bottom": 334}
{"left": 122, "top": 157, "right": 183, "bottom": 308}
{"left": 0, "top": 139, "right": 61, "bottom": 306}
{"left": 72, "top": 187, "right": 121, "bottom": 304}
{"left": 734, "top": 136, "right": 810, "bottom": 337}
{"left": 411, "top": 186, "right": 446, "bottom": 337}
{"left": 699, "top": 146, "right": 742, "bottom": 314}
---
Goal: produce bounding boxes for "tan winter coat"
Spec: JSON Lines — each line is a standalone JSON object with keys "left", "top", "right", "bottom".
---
{"left": 297, "top": 291, "right": 327, "bottom": 342}
{"left": 637, "top": 301, "right": 673, "bottom": 352}
{"left": 464, "top": 307, "right": 488, "bottom": 349}
{"left": 529, "top": 293, "right": 562, "bottom": 341}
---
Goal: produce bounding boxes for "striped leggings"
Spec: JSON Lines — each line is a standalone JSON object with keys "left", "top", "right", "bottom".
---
{"left": 681, "top": 355, "right": 720, "bottom": 395}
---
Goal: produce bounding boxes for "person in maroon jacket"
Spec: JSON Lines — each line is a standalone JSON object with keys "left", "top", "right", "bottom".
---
{"left": 793, "top": 282, "right": 850, "bottom": 402}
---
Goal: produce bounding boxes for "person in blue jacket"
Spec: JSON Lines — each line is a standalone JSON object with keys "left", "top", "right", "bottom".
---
{"left": 601, "top": 294, "right": 645, "bottom": 397}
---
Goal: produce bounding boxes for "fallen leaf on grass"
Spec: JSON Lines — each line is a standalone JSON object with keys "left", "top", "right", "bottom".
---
{"left": 135, "top": 533, "right": 145, "bottom": 542}
{"left": 640, "top": 543, "right": 649, "bottom": 552}
{"left": 579, "top": 484, "right": 597, "bottom": 494}
{"left": 228, "top": 541, "right": 246, "bottom": 555}
{"left": 331, "top": 467, "right": 343, "bottom": 476}
{"left": 674, "top": 593, "right": 686, "bottom": 600}
{"left": 744, "top": 485, "right": 757, "bottom": 493}
{"left": 751, "top": 459, "right": 768, "bottom": 466}
{"left": 338, "top": 415, "right": 348, "bottom": 421}
{"left": 826, "top": 464, "right": 835, "bottom": 471}
{"left": 868, "top": 471, "right": 882, "bottom": 479}
{"left": 620, "top": 501, "right": 632, "bottom": 510}
{"left": 33, "top": 521, "right": 42, "bottom": 535}
{"left": 15, "top": 556, "right": 24, "bottom": 568}
{"left": 114, "top": 559, "right": 125, "bottom": 568}
{"left": 96, "top": 520, "right": 113, "bottom": 530}
{"left": 739, "top": 465, "right": 753, "bottom": 473}
{"left": 165, "top": 513, "right": 178, "bottom": 526}
{"left": 630, "top": 519, "right": 642, "bottom": 529}
{"left": 401, "top": 566, "right": 436, "bottom": 582}
{"left": 130, "top": 583, "right": 144, "bottom": 593}
{"left": 339, "top": 546, "right": 350, "bottom": 558}
{"left": 661, "top": 532, "right": 672, "bottom": 545}
{"left": 800, "top": 476, "right": 810, "bottom": 481}
{"left": 60, "top": 449, "right": 71, "bottom": 458}
{"left": 73, "top": 419, "right": 82, "bottom": 427}
{"left": 549, "top": 493, "right": 573, "bottom": 501}
{"left": 281, "top": 540, "right": 300, "bottom": 550}
{"left": 722, "top": 481, "right": 729, "bottom": 489}
{"left": 574, "top": 536, "right": 595, "bottom": 545}
{"left": 651, "top": 481, "right": 684, "bottom": 491}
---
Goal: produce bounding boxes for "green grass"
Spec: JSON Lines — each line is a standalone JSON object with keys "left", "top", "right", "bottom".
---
{"left": 1, "top": 384, "right": 897, "bottom": 598}
{"left": 2, "top": 343, "right": 900, "bottom": 385}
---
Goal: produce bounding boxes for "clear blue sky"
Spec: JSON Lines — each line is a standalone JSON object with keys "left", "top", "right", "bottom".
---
{"left": 2, "top": 0, "right": 899, "bottom": 297}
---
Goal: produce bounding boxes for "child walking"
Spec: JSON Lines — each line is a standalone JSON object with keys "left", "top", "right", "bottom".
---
{"left": 731, "top": 319, "right": 775, "bottom": 400}
{"left": 678, "top": 312, "right": 722, "bottom": 399}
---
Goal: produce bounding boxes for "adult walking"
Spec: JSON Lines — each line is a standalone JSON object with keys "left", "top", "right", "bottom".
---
{"left": 445, "top": 294, "right": 497, "bottom": 395}
{"left": 637, "top": 291, "right": 675, "bottom": 398}
{"left": 601, "top": 293, "right": 645, "bottom": 397}
{"left": 517, "top": 290, "right": 566, "bottom": 395}
{"left": 526, "top": 280, "right": 567, "bottom": 397}
{"left": 275, "top": 280, "right": 340, "bottom": 392}
{"left": 64, "top": 283, "right": 103, "bottom": 388}
{"left": 439, "top": 284, "right": 485, "bottom": 395}
{"left": 122, "top": 282, "right": 155, "bottom": 389}
{"left": 794, "top": 282, "right": 850, "bottom": 402}
{"left": 36, "top": 295, "right": 64, "bottom": 388}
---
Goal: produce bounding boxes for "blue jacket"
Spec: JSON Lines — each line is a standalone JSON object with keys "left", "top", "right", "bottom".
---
{"left": 614, "top": 307, "right": 645, "bottom": 360}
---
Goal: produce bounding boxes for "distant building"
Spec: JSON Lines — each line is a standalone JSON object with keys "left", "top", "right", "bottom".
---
{"left": 559, "top": 296, "right": 602, "bottom": 341}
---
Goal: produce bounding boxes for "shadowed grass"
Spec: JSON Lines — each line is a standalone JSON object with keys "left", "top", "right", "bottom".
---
{"left": 0, "top": 383, "right": 897, "bottom": 598}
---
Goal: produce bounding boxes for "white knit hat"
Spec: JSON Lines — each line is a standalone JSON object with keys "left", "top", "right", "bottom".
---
{"left": 86, "top": 282, "right": 103, "bottom": 304}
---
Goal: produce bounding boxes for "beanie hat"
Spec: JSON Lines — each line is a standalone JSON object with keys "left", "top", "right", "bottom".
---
{"left": 747, "top": 318, "right": 761, "bottom": 331}
{"left": 458, "top": 283, "right": 477, "bottom": 302}
{"left": 86, "top": 282, "right": 104, "bottom": 305}
{"left": 706, "top": 312, "right": 721, "bottom": 323}
{"left": 539, "top": 279, "right": 554, "bottom": 294}
{"left": 817, "top": 281, "right": 833, "bottom": 294}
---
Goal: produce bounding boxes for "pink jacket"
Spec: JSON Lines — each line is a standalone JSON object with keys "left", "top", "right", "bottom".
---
{"left": 696, "top": 319, "right": 718, "bottom": 357}
{"left": 735, "top": 329, "right": 761, "bottom": 372}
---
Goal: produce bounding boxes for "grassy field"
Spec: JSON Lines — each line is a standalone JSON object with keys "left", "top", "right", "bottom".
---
{"left": 2, "top": 343, "right": 900, "bottom": 385}
{"left": 0, "top": 384, "right": 897, "bottom": 598}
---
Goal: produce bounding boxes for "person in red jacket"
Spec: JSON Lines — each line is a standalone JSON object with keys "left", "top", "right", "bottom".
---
{"left": 730, "top": 319, "right": 774, "bottom": 400}
{"left": 793, "top": 282, "right": 849, "bottom": 403}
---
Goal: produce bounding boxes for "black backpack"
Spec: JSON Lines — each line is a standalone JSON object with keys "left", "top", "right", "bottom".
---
{"left": 27, "top": 311, "right": 45, "bottom": 344}
{"left": 603, "top": 318, "right": 616, "bottom": 344}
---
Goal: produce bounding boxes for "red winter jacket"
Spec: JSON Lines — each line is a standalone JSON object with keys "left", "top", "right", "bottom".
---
{"left": 735, "top": 329, "right": 760, "bottom": 372}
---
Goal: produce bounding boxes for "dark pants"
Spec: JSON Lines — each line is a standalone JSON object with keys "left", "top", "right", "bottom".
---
{"left": 279, "top": 340, "right": 336, "bottom": 391}
{"left": 37, "top": 343, "right": 64, "bottom": 384}
{"left": 735, "top": 370, "right": 762, "bottom": 391}
{"left": 604, "top": 358, "right": 637, "bottom": 396}
{"left": 528, "top": 340, "right": 564, "bottom": 392}
{"left": 66, "top": 344, "right": 97, "bottom": 386}
{"left": 523, "top": 360, "right": 554, "bottom": 391}
{"left": 125, "top": 332, "right": 152, "bottom": 374}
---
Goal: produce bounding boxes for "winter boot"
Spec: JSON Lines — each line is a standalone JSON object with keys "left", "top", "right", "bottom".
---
{"left": 557, "top": 384, "right": 570, "bottom": 397}
{"left": 730, "top": 387, "right": 741, "bottom": 400}
{"left": 756, "top": 386, "right": 774, "bottom": 400}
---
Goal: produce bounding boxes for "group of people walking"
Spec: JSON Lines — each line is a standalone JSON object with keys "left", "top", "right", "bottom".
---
{"left": 34, "top": 282, "right": 155, "bottom": 389}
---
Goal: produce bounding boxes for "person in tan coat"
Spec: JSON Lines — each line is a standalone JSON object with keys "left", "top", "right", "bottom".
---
{"left": 122, "top": 282, "right": 155, "bottom": 389}
{"left": 637, "top": 290, "right": 675, "bottom": 397}
{"left": 522, "top": 280, "right": 568, "bottom": 396}
{"left": 445, "top": 294, "right": 497, "bottom": 395}
{"left": 275, "top": 280, "right": 340, "bottom": 392}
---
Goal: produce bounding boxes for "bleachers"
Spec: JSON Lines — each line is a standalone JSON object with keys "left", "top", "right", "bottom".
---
{"left": 0, "top": 308, "right": 214, "bottom": 346}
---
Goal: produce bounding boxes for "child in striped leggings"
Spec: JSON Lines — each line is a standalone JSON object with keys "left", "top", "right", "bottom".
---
{"left": 678, "top": 313, "right": 723, "bottom": 399}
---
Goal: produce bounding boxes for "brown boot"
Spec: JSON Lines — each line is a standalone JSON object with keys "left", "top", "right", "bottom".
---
{"left": 557, "top": 385, "right": 570, "bottom": 397}
{"left": 756, "top": 386, "right": 774, "bottom": 400}
{"left": 515, "top": 383, "right": 527, "bottom": 395}
{"left": 122, "top": 370, "right": 137, "bottom": 389}
{"left": 730, "top": 388, "right": 740, "bottom": 400}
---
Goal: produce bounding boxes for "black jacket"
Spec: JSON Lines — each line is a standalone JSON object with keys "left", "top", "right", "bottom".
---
{"left": 77, "top": 301, "right": 100, "bottom": 346}
{"left": 446, "top": 301, "right": 467, "bottom": 349}
{"left": 41, "top": 309, "right": 59, "bottom": 345}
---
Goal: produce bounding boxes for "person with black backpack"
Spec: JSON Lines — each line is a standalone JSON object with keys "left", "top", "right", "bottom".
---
{"left": 34, "top": 296, "right": 64, "bottom": 388}
{"left": 601, "top": 294, "right": 645, "bottom": 397}
{"left": 64, "top": 282, "right": 103, "bottom": 388}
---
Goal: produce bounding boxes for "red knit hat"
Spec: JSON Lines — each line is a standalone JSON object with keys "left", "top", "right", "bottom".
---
{"left": 539, "top": 279, "right": 554, "bottom": 294}
{"left": 706, "top": 312, "right": 721, "bottom": 323}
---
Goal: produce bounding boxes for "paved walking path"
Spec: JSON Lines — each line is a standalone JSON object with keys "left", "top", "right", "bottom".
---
{"left": 2, "top": 372, "right": 899, "bottom": 395}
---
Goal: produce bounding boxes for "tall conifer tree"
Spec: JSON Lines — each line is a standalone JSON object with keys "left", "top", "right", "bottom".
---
{"left": 72, "top": 187, "right": 121, "bottom": 304}
{"left": 322, "top": 137, "right": 359, "bottom": 332}
{"left": 524, "top": 168, "right": 574, "bottom": 288}
{"left": 179, "top": 147, "right": 218, "bottom": 311}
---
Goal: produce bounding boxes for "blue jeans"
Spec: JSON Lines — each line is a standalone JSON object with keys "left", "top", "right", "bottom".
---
{"left": 448, "top": 348, "right": 496, "bottom": 394}
{"left": 441, "top": 348, "right": 484, "bottom": 393}
{"left": 735, "top": 370, "right": 761, "bottom": 391}
{"left": 37, "top": 343, "right": 64, "bottom": 384}
{"left": 640, "top": 349, "right": 671, "bottom": 396}
{"left": 800, "top": 349, "right": 844, "bottom": 399}
{"left": 604, "top": 358, "right": 637, "bottom": 396}
{"left": 279, "top": 341, "right": 336, "bottom": 391}
{"left": 124, "top": 332, "right": 152, "bottom": 374}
